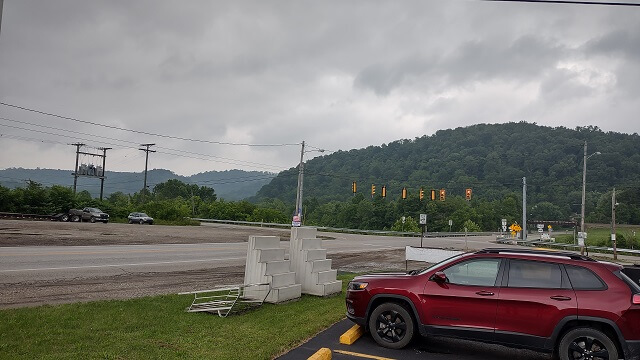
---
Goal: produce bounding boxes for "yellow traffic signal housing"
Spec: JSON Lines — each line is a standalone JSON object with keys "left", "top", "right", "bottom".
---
{"left": 430, "top": 189, "right": 436, "bottom": 201}
{"left": 466, "top": 188, "right": 472, "bottom": 201}
{"left": 352, "top": 181, "right": 357, "bottom": 193}
{"left": 440, "top": 189, "right": 446, "bottom": 201}
{"left": 402, "top": 187, "right": 407, "bottom": 199}
{"left": 419, "top": 188, "right": 424, "bottom": 200}
{"left": 371, "top": 184, "right": 376, "bottom": 196}
{"left": 382, "top": 185, "right": 387, "bottom": 198}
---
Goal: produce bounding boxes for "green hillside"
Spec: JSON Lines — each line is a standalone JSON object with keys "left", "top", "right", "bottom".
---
{"left": 255, "top": 122, "right": 640, "bottom": 224}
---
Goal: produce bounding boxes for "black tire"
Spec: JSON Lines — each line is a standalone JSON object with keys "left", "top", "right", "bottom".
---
{"left": 90, "top": 217, "right": 96, "bottom": 223}
{"left": 71, "top": 215, "right": 80, "bottom": 222}
{"left": 558, "top": 327, "right": 618, "bottom": 360}
{"left": 60, "top": 214, "right": 69, "bottom": 222}
{"left": 128, "top": 220, "right": 133, "bottom": 224}
{"left": 368, "top": 302, "right": 415, "bottom": 349}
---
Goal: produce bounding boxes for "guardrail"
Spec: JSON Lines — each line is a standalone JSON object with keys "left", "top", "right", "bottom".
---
{"left": 497, "top": 237, "right": 640, "bottom": 258}
{"left": 0, "top": 212, "right": 54, "bottom": 221}
{"left": 192, "top": 218, "right": 494, "bottom": 238}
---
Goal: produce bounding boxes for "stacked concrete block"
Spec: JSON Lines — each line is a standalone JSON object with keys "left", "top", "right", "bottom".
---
{"left": 290, "top": 227, "right": 342, "bottom": 296}
{"left": 244, "top": 236, "right": 301, "bottom": 303}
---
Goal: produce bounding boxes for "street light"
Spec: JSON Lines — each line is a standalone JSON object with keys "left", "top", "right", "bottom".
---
{"left": 294, "top": 141, "right": 325, "bottom": 225}
{"left": 580, "top": 141, "right": 601, "bottom": 254}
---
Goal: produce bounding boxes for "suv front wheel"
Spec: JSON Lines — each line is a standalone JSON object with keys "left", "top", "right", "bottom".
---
{"left": 368, "top": 302, "right": 415, "bottom": 349}
{"left": 558, "top": 327, "right": 618, "bottom": 360}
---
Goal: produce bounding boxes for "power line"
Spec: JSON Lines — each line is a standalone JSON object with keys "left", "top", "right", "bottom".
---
{"left": 0, "top": 102, "right": 300, "bottom": 147}
{"left": 0, "top": 117, "right": 291, "bottom": 171}
{"left": 480, "top": 0, "right": 640, "bottom": 6}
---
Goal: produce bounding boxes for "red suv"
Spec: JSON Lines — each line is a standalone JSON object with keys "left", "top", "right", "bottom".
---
{"left": 346, "top": 248, "right": 640, "bottom": 360}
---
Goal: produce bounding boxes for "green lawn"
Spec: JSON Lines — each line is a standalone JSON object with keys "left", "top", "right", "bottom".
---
{"left": 0, "top": 275, "right": 355, "bottom": 360}
{"left": 554, "top": 224, "right": 640, "bottom": 249}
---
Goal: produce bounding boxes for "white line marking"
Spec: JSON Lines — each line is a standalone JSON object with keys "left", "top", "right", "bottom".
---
{"left": 0, "top": 257, "right": 246, "bottom": 273}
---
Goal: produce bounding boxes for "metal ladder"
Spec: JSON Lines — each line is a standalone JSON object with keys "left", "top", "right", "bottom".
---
{"left": 179, "top": 283, "right": 271, "bottom": 317}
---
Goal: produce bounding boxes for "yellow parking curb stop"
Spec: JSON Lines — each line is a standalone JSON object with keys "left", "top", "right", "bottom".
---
{"left": 339, "top": 324, "right": 364, "bottom": 345}
{"left": 307, "top": 347, "right": 331, "bottom": 360}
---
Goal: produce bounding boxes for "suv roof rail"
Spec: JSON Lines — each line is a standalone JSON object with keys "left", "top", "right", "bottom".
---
{"left": 477, "top": 248, "right": 596, "bottom": 261}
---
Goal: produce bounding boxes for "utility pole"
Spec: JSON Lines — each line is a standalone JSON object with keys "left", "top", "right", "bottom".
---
{"left": 98, "top": 147, "right": 111, "bottom": 201}
{"left": 71, "top": 143, "right": 85, "bottom": 194}
{"left": 0, "top": 0, "right": 4, "bottom": 38}
{"left": 139, "top": 143, "right": 156, "bottom": 199}
{"left": 522, "top": 177, "right": 527, "bottom": 241}
{"left": 294, "top": 141, "right": 305, "bottom": 220}
{"left": 580, "top": 141, "right": 587, "bottom": 254}
{"left": 612, "top": 187, "right": 617, "bottom": 260}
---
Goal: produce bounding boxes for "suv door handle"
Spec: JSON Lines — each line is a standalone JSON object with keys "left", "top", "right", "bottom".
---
{"left": 476, "top": 291, "right": 494, "bottom": 296}
{"left": 550, "top": 295, "right": 572, "bottom": 301}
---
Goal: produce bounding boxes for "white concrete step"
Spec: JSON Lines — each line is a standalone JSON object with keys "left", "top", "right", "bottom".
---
{"left": 311, "top": 259, "right": 332, "bottom": 272}
{"left": 269, "top": 271, "right": 296, "bottom": 288}
{"left": 304, "top": 249, "right": 327, "bottom": 261}
{"left": 314, "top": 269, "right": 338, "bottom": 284}
{"left": 301, "top": 238, "right": 323, "bottom": 250}
{"left": 258, "top": 248, "right": 285, "bottom": 262}
{"left": 266, "top": 283, "right": 302, "bottom": 304}
{"left": 304, "top": 280, "right": 343, "bottom": 297}
{"left": 251, "top": 236, "right": 281, "bottom": 250}
{"left": 265, "top": 260, "right": 291, "bottom": 275}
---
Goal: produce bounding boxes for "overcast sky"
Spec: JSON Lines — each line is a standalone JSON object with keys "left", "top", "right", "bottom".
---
{"left": 1, "top": 0, "right": 639, "bottom": 176}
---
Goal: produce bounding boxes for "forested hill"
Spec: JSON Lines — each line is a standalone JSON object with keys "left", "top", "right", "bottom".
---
{"left": 0, "top": 168, "right": 275, "bottom": 201}
{"left": 254, "top": 122, "right": 640, "bottom": 220}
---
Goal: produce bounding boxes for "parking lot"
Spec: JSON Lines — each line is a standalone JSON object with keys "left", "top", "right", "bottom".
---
{"left": 279, "top": 319, "right": 551, "bottom": 360}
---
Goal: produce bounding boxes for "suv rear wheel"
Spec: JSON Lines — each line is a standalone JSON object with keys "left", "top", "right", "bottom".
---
{"left": 368, "top": 302, "right": 414, "bottom": 349}
{"left": 558, "top": 328, "right": 618, "bottom": 360}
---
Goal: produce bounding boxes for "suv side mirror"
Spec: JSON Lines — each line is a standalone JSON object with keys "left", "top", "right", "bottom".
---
{"left": 430, "top": 271, "right": 448, "bottom": 283}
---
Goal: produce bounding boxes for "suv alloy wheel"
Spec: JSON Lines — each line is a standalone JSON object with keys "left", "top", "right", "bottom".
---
{"left": 558, "top": 328, "right": 618, "bottom": 360}
{"left": 368, "top": 302, "right": 415, "bottom": 349}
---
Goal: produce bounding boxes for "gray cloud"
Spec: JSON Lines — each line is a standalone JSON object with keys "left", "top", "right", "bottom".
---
{"left": 1, "top": 0, "right": 639, "bottom": 175}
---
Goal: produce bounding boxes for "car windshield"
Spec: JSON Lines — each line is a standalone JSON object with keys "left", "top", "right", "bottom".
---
{"left": 412, "top": 253, "right": 467, "bottom": 275}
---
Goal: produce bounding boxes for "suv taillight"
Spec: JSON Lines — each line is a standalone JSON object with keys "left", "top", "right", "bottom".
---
{"left": 633, "top": 294, "right": 640, "bottom": 305}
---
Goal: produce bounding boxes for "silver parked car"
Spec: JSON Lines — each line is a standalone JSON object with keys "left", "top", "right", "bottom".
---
{"left": 127, "top": 212, "right": 154, "bottom": 224}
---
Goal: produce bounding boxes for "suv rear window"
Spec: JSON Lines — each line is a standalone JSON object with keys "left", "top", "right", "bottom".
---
{"left": 565, "top": 265, "right": 606, "bottom": 290}
{"left": 507, "top": 259, "right": 563, "bottom": 289}
{"left": 616, "top": 270, "right": 640, "bottom": 293}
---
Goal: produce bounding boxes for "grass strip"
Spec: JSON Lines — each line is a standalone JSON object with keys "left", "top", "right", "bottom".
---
{"left": 0, "top": 274, "right": 355, "bottom": 360}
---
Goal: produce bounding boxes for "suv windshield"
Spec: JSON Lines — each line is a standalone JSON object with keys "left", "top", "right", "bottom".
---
{"left": 413, "top": 253, "right": 467, "bottom": 275}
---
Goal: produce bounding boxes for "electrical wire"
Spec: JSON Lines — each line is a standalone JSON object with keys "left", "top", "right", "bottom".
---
{"left": 0, "top": 102, "right": 300, "bottom": 147}
{"left": 480, "top": 0, "right": 640, "bottom": 6}
{"left": 0, "top": 117, "right": 292, "bottom": 171}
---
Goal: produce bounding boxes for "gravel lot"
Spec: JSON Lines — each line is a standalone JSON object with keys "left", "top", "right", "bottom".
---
{"left": 0, "top": 220, "right": 407, "bottom": 308}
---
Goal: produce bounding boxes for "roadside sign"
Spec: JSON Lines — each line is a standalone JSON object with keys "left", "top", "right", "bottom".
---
{"left": 611, "top": 234, "right": 617, "bottom": 241}
{"left": 538, "top": 228, "right": 544, "bottom": 233}
{"left": 501, "top": 219, "right": 507, "bottom": 226}
{"left": 537, "top": 224, "right": 544, "bottom": 229}
{"left": 419, "top": 214, "right": 427, "bottom": 225}
{"left": 292, "top": 215, "right": 301, "bottom": 227}
{"left": 448, "top": 219, "right": 453, "bottom": 226}
{"left": 502, "top": 225, "right": 507, "bottom": 232}
{"left": 402, "top": 216, "right": 406, "bottom": 224}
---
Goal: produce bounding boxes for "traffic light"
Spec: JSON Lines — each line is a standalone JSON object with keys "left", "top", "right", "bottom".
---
{"left": 419, "top": 188, "right": 424, "bottom": 200}
{"left": 402, "top": 187, "right": 407, "bottom": 199}
{"left": 381, "top": 185, "right": 387, "bottom": 198}
{"left": 465, "top": 188, "right": 472, "bottom": 201}
{"left": 440, "top": 189, "right": 446, "bottom": 201}
{"left": 352, "top": 181, "right": 357, "bottom": 193}
{"left": 371, "top": 184, "right": 376, "bottom": 197}
{"left": 430, "top": 189, "right": 436, "bottom": 201}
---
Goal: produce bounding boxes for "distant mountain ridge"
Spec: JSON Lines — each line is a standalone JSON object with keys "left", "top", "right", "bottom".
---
{"left": 0, "top": 168, "right": 275, "bottom": 200}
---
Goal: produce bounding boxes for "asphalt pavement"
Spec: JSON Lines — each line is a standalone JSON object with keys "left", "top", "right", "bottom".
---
{"left": 278, "top": 319, "right": 552, "bottom": 360}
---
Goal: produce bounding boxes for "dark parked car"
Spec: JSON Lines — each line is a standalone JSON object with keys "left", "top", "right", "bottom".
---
{"left": 346, "top": 248, "right": 640, "bottom": 360}
{"left": 56, "top": 207, "right": 109, "bottom": 223}
{"left": 127, "top": 212, "right": 154, "bottom": 224}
